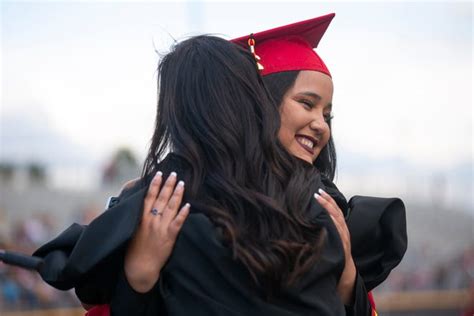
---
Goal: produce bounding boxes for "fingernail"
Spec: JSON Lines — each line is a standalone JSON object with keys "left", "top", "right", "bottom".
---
{"left": 170, "top": 171, "right": 177, "bottom": 178}
{"left": 318, "top": 188, "right": 326, "bottom": 195}
{"left": 314, "top": 193, "right": 321, "bottom": 199}
{"left": 153, "top": 171, "right": 162, "bottom": 182}
{"left": 177, "top": 180, "right": 185, "bottom": 187}
{"left": 181, "top": 203, "right": 191, "bottom": 215}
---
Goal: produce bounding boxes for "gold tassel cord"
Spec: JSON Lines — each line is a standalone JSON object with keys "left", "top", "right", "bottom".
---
{"left": 247, "top": 36, "right": 264, "bottom": 71}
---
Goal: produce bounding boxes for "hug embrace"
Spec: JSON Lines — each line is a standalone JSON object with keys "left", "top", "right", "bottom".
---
{"left": 1, "top": 13, "right": 407, "bottom": 316}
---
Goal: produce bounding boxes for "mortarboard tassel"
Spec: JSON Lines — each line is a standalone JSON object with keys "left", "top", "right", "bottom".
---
{"left": 247, "top": 34, "right": 264, "bottom": 71}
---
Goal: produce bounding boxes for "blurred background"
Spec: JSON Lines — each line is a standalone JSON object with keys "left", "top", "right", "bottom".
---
{"left": 1, "top": 1, "right": 472, "bottom": 315}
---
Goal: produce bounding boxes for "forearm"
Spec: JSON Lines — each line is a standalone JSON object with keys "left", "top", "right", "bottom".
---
{"left": 342, "top": 264, "right": 373, "bottom": 316}
{"left": 338, "top": 258, "right": 357, "bottom": 305}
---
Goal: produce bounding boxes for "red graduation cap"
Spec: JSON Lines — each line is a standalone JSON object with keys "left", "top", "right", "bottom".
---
{"left": 232, "top": 13, "right": 335, "bottom": 77}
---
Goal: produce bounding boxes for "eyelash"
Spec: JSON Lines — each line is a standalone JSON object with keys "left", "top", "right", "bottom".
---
{"left": 299, "top": 99, "right": 333, "bottom": 123}
{"left": 299, "top": 99, "right": 313, "bottom": 109}
{"left": 324, "top": 114, "right": 334, "bottom": 123}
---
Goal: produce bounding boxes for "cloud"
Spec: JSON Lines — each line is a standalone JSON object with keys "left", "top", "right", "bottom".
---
{"left": 2, "top": 1, "right": 472, "bottom": 171}
{"left": 0, "top": 106, "right": 97, "bottom": 167}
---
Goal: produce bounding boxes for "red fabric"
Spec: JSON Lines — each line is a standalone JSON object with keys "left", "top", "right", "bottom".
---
{"left": 231, "top": 13, "right": 335, "bottom": 76}
{"left": 84, "top": 304, "right": 110, "bottom": 316}
{"left": 367, "top": 291, "right": 377, "bottom": 316}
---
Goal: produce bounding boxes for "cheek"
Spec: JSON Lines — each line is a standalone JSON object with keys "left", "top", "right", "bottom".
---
{"left": 277, "top": 106, "right": 293, "bottom": 145}
{"left": 277, "top": 122, "right": 292, "bottom": 147}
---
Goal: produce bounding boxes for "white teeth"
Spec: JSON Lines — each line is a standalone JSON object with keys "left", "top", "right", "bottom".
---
{"left": 297, "top": 137, "right": 314, "bottom": 149}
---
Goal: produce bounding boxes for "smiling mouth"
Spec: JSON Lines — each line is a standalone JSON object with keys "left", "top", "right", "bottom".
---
{"left": 295, "top": 135, "right": 317, "bottom": 155}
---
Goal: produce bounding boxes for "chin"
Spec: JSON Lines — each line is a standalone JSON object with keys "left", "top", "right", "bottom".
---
{"left": 294, "top": 154, "right": 313, "bottom": 165}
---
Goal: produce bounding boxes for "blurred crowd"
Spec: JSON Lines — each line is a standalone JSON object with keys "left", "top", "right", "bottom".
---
{"left": 376, "top": 243, "right": 474, "bottom": 293}
{"left": 0, "top": 207, "right": 101, "bottom": 311}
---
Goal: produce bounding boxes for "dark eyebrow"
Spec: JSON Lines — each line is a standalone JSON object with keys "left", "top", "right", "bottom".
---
{"left": 300, "top": 91, "right": 321, "bottom": 100}
{"left": 299, "top": 91, "right": 332, "bottom": 110}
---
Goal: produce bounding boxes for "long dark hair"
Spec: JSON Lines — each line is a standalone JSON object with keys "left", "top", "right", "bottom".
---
{"left": 143, "top": 35, "right": 326, "bottom": 295}
{"left": 262, "top": 71, "right": 337, "bottom": 181}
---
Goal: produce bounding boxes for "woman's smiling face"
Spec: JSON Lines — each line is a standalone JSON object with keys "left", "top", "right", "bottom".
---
{"left": 278, "top": 70, "right": 333, "bottom": 164}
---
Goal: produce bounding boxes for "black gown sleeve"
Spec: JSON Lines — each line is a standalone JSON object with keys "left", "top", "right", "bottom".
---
{"left": 344, "top": 271, "right": 372, "bottom": 316}
{"left": 30, "top": 180, "right": 150, "bottom": 304}
{"left": 347, "top": 196, "right": 407, "bottom": 291}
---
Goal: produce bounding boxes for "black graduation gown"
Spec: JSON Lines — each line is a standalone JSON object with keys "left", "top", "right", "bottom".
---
{"left": 7, "top": 153, "right": 407, "bottom": 315}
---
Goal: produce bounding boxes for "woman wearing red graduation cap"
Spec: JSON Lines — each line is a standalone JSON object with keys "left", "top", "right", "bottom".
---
{"left": 0, "top": 14, "right": 406, "bottom": 316}
{"left": 232, "top": 13, "right": 407, "bottom": 316}
{"left": 89, "top": 15, "right": 405, "bottom": 315}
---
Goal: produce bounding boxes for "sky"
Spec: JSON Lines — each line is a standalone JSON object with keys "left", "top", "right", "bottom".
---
{"left": 1, "top": 1, "right": 473, "bottom": 208}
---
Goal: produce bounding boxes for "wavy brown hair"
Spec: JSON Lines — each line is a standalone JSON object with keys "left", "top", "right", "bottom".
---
{"left": 143, "top": 35, "right": 326, "bottom": 295}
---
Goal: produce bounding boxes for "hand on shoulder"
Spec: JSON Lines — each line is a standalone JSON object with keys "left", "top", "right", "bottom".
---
{"left": 124, "top": 171, "right": 190, "bottom": 293}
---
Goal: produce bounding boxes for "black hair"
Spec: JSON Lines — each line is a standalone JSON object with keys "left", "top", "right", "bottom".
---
{"left": 142, "top": 35, "right": 326, "bottom": 295}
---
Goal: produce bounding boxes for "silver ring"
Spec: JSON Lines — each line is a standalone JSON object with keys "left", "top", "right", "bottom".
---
{"left": 151, "top": 208, "right": 163, "bottom": 216}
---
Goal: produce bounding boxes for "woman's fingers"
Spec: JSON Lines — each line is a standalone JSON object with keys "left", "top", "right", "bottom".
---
{"left": 314, "top": 189, "right": 351, "bottom": 252}
{"left": 317, "top": 189, "right": 342, "bottom": 218}
{"left": 314, "top": 191, "right": 337, "bottom": 219}
{"left": 144, "top": 172, "right": 163, "bottom": 214}
{"left": 154, "top": 172, "right": 178, "bottom": 213}
{"left": 169, "top": 203, "right": 191, "bottom": 237}
{"left": 149, "top": 171, "right": 189, "bottom": 228}
{"left": 161, "top": 180, "right": 185, "bottom": 225}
